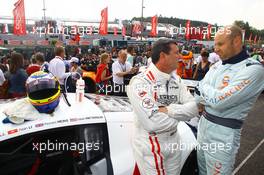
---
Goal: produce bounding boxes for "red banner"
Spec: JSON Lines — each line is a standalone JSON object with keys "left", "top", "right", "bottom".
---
{"left": 207, "top": 24, "right": 211, "bottom": 40}
{"left": 133, "top": 23, "right": 141, "bottom": 35}
{"left": 0, "top": 40, "right": 4, "bottom": 45}
{"left": 37, "top": 40, "right": 49, "bottom": 46}
{"left": 79, "top": 40, "right": 90, "bottom": 46}
{"left": 185, "top": 20, "right": 191, "bottom": 40}
{"left": 99, "top": 7, "right": 108, "bottom": 35}
{"left": 114, "top": 27, "right": 118, "bottom": 36}
{"left": 122, "top": 26, "right": 126, "bottom": 36}
{"left": 13, "top": 0, "right": 26, "bottom": 35}
{"left": 150, "top": 15, "right": 158, "bottom": 37}
{"left": 22, "top": 40, "right": 35, "bottom": 46}
{"left": 8, "top": 40, "right": 21, "bottom": 45}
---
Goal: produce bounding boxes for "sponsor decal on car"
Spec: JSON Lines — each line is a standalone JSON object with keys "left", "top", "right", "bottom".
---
{"left": 56, "top": 119, "right": 69, "bottom": 124}
{"left": 19, "top": 125, "right": 33, "bottom": 132}
{"left": 8, "top": 129, "right": 18, "bottom": 135}
{"left": 70, "top": 116, "right": 104, "bottom": 123}
{"left": 35, "top": 123, "right": 44, "bottom": 128}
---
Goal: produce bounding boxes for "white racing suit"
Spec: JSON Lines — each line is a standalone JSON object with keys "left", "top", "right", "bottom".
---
{"left": 195, "top": 50, "right": 264, "bottom": 175}
{"left": 127, "top": 63, "right": 198, "bottom": 175}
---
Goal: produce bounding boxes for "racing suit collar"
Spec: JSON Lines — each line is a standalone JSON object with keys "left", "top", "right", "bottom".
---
{"left": 149, "top": 63, "right": 171, "bottom": 80}
{"left": 222, "top": 49, "right": 248, "bottom": 65}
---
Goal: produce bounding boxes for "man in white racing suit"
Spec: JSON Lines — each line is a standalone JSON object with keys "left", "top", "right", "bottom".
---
{"left": 127, "top": 39, "right": 198, "bottom": 175}
{"left": 195, "top": 25, "right": 264, "bottom": 175}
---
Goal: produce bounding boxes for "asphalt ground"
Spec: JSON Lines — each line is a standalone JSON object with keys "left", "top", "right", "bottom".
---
{"left": 233, "top": 93, "right": 264, "bottom": 175}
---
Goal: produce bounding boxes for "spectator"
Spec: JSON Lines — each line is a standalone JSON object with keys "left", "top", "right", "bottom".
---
{"left": 209, "top": 50, "right": 221, "bottom": 65}
{"left": 112, "top": 49, "right": 137, "bottom": 96}
{"left": 195, "top": 48, "right": 207, "bottom": 64}
{"left": 69, "top": 57, "right": 82, "bottom": 75}
{"left": 95, "top": 53, "right": 112, "bottom": 94}
{"left": 193, "top": 51, "right": 210, "bottom": 80}
{"left": 49, "top": 46, "right": 71, "bottom": 86}
{"left": 0, "top": 65, "right": 5, "bottom": 86}
{"left": 0, "top": 64, "right": 8, "bottom": 99}
{"left": 26, "top": 56, "right": 41, "bottom": 76}
{"left": 127, "top": 46, "right": 135, "bottom": 66}
{"left": 35, "top": 52, "right": 49, "bottom": 72}
{"left": 5, "top": 53, "right": 28, "bottom": 98}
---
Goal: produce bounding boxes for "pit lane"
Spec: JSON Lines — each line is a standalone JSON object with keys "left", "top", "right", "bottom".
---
{"left": 233, "top": 93, "right": 264, "bottom": 175}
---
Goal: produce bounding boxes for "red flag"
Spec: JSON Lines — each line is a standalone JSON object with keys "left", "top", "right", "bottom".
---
{"left": 185, "top": 20, "right": 191, "bottom": 40}
{"left": 114, "top": 27, "right": 118, "bottom": 36}
{"left": 133, "top": 23, "right": 141, "bottom": 35}
{"left": 207, "top": 24, "right": 211, "bottom": 40}
{"left": 122, "top": 26, "right": 126, "bottom": 36}
{"left": 13, "top": 0, "right": 26, "bottom": 35}
{"left": 75, "top": 33, "right": 80, "bottom": 42}
{"left": 198, "top": 26, "right": 203, "bottom": 40}
{"left": 248, "top": 33, "right": 252, "bottom": 42}
{"left": 150, "top": 15, "right": 158, "bottom": 37}
{"left": 254, "top": 35, "right": 257, "bottom": 44}
{"left": 99, "top": 7, "right": 108, "bottom": 35}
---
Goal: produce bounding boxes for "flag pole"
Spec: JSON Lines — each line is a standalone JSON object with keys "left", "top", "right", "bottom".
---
{"left": 42, "top": 0, "right": 47, "bottom": 39}
{"left": 141, "top": 0, "right": 145, "bottom": 41}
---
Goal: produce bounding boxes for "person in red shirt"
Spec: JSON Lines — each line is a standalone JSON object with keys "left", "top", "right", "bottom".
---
{"left": 95, "top": 53, "right": 112, "bottom": 94}
{"left": 26, "top": 56, "right": 40, "bottom": 76}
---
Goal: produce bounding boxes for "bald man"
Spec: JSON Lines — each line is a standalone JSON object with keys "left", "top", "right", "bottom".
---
{"left": 112, "top": 49, "right": 137, "bottom": 96}
{"left": 195, "top": 25, "right": 264, "bottom": 175}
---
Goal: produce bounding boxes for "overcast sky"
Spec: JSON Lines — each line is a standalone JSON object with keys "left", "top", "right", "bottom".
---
{"left": 0, "top": 0, "right": 263, "bottom": 29}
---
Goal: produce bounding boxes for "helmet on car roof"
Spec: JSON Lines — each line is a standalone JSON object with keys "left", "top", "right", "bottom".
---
{"left": 26, "top": 71, "right": 61, "bottom": 114}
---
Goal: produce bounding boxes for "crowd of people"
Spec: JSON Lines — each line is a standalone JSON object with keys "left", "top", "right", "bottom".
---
{"left": 0, "top": 38, "right": 263, "bottom": 99}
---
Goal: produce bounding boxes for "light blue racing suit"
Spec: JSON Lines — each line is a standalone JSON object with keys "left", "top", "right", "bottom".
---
{"left": 195, "top": 50, "right": 264, "bottom": 175}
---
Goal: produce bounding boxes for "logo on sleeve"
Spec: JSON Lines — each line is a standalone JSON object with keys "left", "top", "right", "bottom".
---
{"left": 219, "top": 76, "right": 230, "bottom": 89}
{"left": 142, "top": 98, "right": 154, "bottom": 109}
{"left": 138, "top": 91, "right": 147, "bottom": 98}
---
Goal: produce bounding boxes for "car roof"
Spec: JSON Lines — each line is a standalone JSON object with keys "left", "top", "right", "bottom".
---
{"left": 0, "top": 94, "right": 105, "bottom": 142}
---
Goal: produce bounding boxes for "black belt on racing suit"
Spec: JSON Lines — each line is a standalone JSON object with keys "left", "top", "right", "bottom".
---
{"left": 203, "top": 111, "right": 243, "bottom": 129}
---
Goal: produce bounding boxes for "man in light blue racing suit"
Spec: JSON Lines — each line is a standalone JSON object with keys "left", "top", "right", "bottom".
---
{"left": 195, "top": 25, "right": 264, "bottom": 175}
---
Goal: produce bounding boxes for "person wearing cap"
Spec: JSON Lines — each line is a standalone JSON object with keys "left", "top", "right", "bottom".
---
{"left": 70, "top": 57, "right": 82, "bottom": 75}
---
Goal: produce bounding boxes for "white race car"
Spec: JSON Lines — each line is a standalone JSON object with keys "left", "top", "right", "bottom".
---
{"left": 0, "top": 80, "right": 199, "bottom": 175}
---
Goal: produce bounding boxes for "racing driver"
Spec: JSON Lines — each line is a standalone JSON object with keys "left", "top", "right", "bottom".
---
{"left": 127, "top": 39, "right": 198, "bottom": 175}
